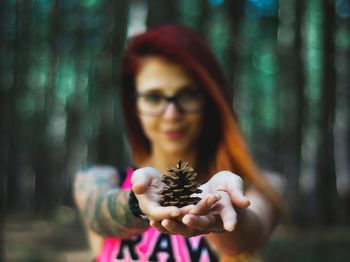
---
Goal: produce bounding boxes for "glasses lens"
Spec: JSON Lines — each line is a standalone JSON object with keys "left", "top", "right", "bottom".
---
{"left": 137, "top": 94, "right": 166, "bottom": 116}
{"left": 177, "top": 89, "right": 204, "bottom": 112}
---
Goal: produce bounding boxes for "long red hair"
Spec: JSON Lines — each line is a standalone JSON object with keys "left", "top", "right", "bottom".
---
{"left": 120, "top": 24, "right": 283, "bottom": 212}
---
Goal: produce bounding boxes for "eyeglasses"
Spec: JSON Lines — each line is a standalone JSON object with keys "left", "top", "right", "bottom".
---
{"left": 136, "top": 89, "right": 204, "bottom": 116}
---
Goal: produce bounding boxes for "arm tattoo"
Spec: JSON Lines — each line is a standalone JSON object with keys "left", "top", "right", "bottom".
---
{"left": 74, "top": 166, "right": 149, "bottom": 238}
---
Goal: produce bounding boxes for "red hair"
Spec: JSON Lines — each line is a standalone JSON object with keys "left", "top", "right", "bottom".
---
{"left": 120, "top": 24, "right": 283, "bottom": 212}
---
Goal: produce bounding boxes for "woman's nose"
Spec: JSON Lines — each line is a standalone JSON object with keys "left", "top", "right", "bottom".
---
{"left": 162, "top": 102, "right": 182, "bottom": 119}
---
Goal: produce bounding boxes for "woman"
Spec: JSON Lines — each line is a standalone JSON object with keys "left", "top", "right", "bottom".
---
{"left": 74, "top": 24, "right": 284, "bottom": 262}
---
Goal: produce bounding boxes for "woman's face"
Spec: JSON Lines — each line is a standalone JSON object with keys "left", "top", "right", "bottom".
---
{"left": 135, "top": 56, "right": 204, "bottom": 156}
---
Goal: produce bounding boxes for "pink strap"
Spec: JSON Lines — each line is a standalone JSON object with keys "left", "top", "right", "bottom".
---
{"left": 96, "top": 237, "right": 118, "bottom": 262}
{"left": 121, "top": 167, "right": 134, "bottom": 189}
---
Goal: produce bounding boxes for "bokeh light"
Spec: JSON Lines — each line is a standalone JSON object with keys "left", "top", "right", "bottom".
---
{"left": 208, "top": 0, "right": 224, "bottom": 6}
{"left": 245, "top": 0, "right": 278, "bottom": 17}
{"left": 336, "top": 0, "right": 350, "bottom": 17}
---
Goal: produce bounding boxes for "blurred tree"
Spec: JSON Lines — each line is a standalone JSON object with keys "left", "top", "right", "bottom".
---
{"left": 147, "top": 0, "right": 178, "bottom": 27}
{"left": 293, "top": 0, "right": 306, "bottom": 224}
{"left": 315, "top": 0, "right": 338, "bottom": 224}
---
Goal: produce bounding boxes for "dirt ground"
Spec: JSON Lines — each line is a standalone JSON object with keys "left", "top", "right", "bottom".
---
{"left": 4, "top": 206, "right": 350, "bottom": 261}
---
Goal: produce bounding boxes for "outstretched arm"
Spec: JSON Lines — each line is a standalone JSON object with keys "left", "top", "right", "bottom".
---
{"left": 73, "top": 166, "right": 149, "bottom": 239}
{"left": 150, "top": 171, "right": 284, "bottom": 256}
{"left": 204, "top": 172, "right": 284, "bottom": 256}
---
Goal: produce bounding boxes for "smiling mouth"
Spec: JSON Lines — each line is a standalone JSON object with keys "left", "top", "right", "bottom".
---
{"left": 163, "top": 129, "right": 186, "bottom": 139}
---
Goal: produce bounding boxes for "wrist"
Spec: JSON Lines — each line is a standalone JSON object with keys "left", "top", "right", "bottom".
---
{"left": 128, "top": 190, "right": 149, "bottom": 221}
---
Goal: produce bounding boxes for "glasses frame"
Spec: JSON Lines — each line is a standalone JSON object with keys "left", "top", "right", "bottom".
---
{"left": 135, "top": 90, "right": 205, "bottom": 116}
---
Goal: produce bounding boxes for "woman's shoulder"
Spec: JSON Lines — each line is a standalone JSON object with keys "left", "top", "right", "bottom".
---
{"left": 75, "top": 165, "right": 137, "bottom": 187}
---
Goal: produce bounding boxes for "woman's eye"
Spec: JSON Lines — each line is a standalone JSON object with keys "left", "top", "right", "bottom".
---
{"left": 179, "top": 90, "right": 201, "bottom": 100}
{"left": 144, "top": 94, "right": 162, "bottom": 103}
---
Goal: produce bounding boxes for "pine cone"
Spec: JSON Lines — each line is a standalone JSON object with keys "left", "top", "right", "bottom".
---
{"left": 160, "top": 160, "right": 202, "bottom": 207}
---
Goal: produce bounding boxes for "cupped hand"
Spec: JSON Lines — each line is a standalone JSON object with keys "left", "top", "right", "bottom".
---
{"left": 181, "top": 171, "right": 250, "bottom": 232}
{"left": 131, "top": 167, "right": 182, "bottom": 221}
{"left": 149, "top": 194, "right": 221, "bottom": 237}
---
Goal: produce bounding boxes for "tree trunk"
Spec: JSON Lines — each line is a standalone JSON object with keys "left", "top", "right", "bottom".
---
{"left": 95, "top": 0, "right": 129, "bottom": 166}
{"left": 227, "top": 0, "right": 245, "bottom": 101}
{"left": 293, "top": 0, "right": 306, "bottom": 224}
{"left": 315, "top": 0, "right": 337, "bottom": 224}
{"left": 147, "top": 0, "right": 178, "bottom": 28}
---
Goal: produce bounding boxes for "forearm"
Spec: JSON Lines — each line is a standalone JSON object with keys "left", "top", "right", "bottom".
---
{"left": 74, "top": 167, "right": 149, "bottom": 239}
{"left": 206, "top": 191, "right": 278, "bottom": 256}
{"left": 206, "top": 207, "right": 264, "bottom": 256}
{"left": 85, "top": 188, "right": 149, "bottom": 238}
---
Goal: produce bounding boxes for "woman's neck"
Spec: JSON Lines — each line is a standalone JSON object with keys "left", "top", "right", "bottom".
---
{"left": 144, "top": 148, "right": 198, "bottom": 175}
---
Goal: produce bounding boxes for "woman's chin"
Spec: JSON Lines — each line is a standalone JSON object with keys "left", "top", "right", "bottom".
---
{"left": 161, "top": 144, "right": 194, "bottom": 157}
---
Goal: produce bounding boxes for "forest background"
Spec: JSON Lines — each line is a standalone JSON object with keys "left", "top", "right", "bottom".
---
{"left": 1, "top": 0, "right": 350, "bottom": 261}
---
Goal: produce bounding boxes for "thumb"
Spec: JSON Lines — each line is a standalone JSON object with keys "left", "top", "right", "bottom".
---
{"left": 131, "top": 167, "right": 162, "bottom": 194}
{"left": 215, "top": 173, "right": 250, "bottom": 208}
{"left": 226, "top": 175, "right": 250, "bottom": 208}
{"left": 131, "top": 170, "right": 151, "bottom": 194}
{"left": 227, "top": 190, "right": 250, "bottom": 208}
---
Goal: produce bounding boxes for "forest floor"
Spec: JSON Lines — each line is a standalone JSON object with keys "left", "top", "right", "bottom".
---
{"left": 4, "top": 206, "right": 350, "bottom": 262}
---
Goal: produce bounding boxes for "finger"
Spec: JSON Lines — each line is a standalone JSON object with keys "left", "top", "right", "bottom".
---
{"left": 215, "top": 175, "right": 250, "bottom": 208}
{"left": 226, "top": 184, "right": 250, "bottom": 208}
{"left": 219, "top": 204, "right": 237, "bottom": 232}
{"left": 131, "top": 167, "right": 162, "bottom": 194}
{"left": 161, "top": 219, "right": 206, "bottom": 237}
{"left": 150, "top": 220, "right": 171, "bottom": 234}
{"left": 131, "top": 174, "right": 151, "bottom": 194}
{"left": 182, "top": 214, "right": 217, "bottom": 232}
{"left": 145, "top": 204, "right": 182, "bottom": 220}
{"left": 162, "top": 219, "right": 189, "bottom": 235}
{"left": 180, "top": 204, "right": 196, "bottom": 213}
{"left": 188, "top": 194, "right": 221, "bottom": 215}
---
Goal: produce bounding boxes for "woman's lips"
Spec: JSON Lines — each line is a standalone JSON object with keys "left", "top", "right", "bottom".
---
{"left": 163, "top": 129, "right": 186, "bottom": 139}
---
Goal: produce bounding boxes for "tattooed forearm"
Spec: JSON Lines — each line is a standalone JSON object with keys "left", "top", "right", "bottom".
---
{"left": 74, "top": 166, "right": 149, "bottom": 238}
